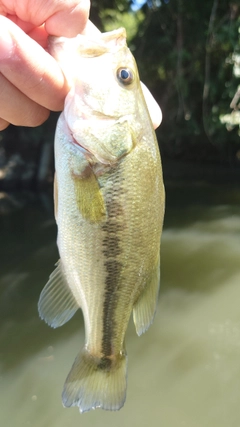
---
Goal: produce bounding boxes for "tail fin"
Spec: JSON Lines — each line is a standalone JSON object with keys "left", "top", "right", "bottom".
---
{"left": 62, "top": 348, "right": 127, "bottom": 413}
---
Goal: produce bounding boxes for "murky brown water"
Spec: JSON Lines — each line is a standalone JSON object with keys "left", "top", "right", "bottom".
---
{"left": 1, "top": 181, "right": 240, "bottom": 427}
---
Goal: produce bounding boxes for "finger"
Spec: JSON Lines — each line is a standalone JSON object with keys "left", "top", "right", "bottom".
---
{"left": 4, "top": 18, "right": 97, "bottom": 50}
{"left": 3, "top": 0, "right": 90, "bottom": 37}
{"left": 0, "top": 73, "right": 50, "bottom": 127}
{"left": 1, "top": 16, "right": 49, "bottom": 48}
{"left": 0, "top": 16, "right": 68, "bottom": 112}
{"left": 0, "top": 118, "right": 10, "bottom": 131}
{"left": 45, "top": 0, "right": 90, "bottom": 36}
{"left": 141, "top": 83, "right": 162, "bottom": 129}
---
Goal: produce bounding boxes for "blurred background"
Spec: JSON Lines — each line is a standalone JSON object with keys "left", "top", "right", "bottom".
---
{"left": 1, "top": 1, "right": 240, "bottom": 426}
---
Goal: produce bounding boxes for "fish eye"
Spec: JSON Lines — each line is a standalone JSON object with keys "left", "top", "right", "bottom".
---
{"left": 117, "top": 68, "right": 134, "bottom": 85}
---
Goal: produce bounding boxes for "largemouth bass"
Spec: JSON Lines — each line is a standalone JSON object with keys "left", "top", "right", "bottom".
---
{"left": 38, "top": 28, "right": 165, "bottom": 413}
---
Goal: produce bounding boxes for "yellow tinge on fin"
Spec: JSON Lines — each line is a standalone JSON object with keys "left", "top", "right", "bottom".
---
{"left": 73, "top": 167, "right": 106, "bottom": 223}
{"left": 62, "top": 347, "right": 127, "bottom": 412}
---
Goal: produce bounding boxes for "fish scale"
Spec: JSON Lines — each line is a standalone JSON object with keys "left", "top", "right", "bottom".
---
{"left": 38, "top": 27, "right": 165, "bottom": 413}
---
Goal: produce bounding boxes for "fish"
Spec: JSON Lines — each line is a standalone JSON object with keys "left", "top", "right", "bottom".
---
{"left": 38, "top": 28, "right": 165, "bottom": 413}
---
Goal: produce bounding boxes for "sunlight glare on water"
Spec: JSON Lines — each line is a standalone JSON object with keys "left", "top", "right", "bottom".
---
{"left": 0, "top": 182, "right": 240, "bottom": 427}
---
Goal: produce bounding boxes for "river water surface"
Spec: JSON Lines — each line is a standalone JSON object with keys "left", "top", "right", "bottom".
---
{"left": 1, "top": 181, "right": 240, "bottom": 427}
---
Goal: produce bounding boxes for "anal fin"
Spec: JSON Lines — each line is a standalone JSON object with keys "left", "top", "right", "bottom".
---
{"left": 38, "top": 260, "right": 79, "bottom": 328}
{"left": 133, "top": 257, "right": 160, "bottom": 336}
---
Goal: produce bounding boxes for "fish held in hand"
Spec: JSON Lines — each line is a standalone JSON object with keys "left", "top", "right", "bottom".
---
{"left": 38, "top": 28, "right": 165, "bottom": 413}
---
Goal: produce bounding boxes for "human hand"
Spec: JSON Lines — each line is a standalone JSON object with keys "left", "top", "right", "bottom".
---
{"left": 0, "top": 1, "right": 162, "bottom": 131}
{"left": 0, "top": 0, "right": 90, "bottom": 130}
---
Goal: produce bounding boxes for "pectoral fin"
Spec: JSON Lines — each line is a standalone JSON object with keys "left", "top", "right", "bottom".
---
{"left": 133, "top": 257, "right": 160, "bottom": 336}
{"left": 38, "top": 260, "right": 79, "bottom": 328}
{"left": 73, "top": 166, "right": 106, "bottom": 223}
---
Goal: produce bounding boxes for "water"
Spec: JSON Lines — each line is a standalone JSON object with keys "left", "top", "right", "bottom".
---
{"left": 1, "top": 181, "right": 240, "bottom": 427}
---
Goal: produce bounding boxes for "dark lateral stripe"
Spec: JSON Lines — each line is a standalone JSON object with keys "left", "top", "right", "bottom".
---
{"left": 98, "top": 356, "right": 112, "bottom": 371}
{"left": 101, "top": 170, "right": 123, "bottom": 362}
{"left": 102, "top": 235, "right": 121, "bottom": 257}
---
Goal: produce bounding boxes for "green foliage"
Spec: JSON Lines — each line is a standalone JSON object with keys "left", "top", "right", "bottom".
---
{"left": 99, "top": 9, "right": 144, "bottom": 42}
{"left": 92, "top": 0, "right": 240, "bottom": 162}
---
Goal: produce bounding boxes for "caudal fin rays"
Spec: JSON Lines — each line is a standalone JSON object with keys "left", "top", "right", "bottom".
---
{"left": 62, "top": 348, "right": 127, "bottom": 413}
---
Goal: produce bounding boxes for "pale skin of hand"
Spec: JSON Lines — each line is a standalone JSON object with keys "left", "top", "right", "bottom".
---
{"left": 0, "top": 0, "right": 162, "bottom": 131}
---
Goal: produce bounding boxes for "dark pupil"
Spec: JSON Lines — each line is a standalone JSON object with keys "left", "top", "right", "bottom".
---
{"left": 120, "top": 69, "right": 129, "bottom": 80}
